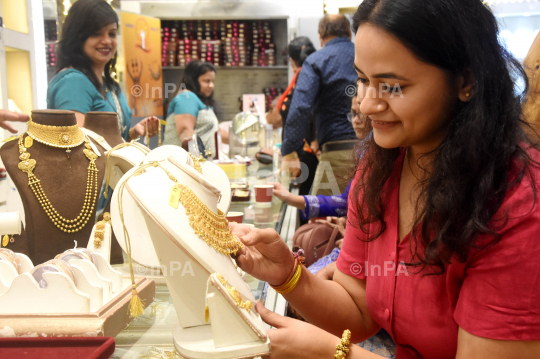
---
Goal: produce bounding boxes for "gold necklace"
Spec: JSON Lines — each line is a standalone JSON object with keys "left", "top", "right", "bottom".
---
{"left": 26, "top": 120, "right": 85, "bottom": 159}
{"left": 216, "top": 273, "right": 253, "bottom": 312}
{"left": 175, "top": 184, "right": 243, "bottom": 255}
{"left": 187, "top": 152, "right": 203, "bottom": 174}
{"left": 18, "top": 134, "right": 99, "bottom": 233}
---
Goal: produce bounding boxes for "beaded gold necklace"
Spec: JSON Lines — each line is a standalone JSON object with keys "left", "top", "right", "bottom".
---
{"left": 18, "top": 131, "right": 99, "bottom": 233}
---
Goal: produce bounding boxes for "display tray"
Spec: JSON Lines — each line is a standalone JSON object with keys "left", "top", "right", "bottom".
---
{"left": 0, "top": 277, "right": 155, "bottom": 338}
{"left": 0, "top": 336, "right": 115, "bottom": 359}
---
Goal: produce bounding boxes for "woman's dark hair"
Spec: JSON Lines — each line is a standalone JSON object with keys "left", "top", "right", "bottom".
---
{"left": 351, "top": 0, "right": 537, "bottom": 274}
{"left": 56, "top": 0, "right": 119, "bottom": 95}
{"left": 288, "top": 37, "right": 316, "bottom": 67}
{"left": 172, "top": 60, "right": 216, "bottom": 107}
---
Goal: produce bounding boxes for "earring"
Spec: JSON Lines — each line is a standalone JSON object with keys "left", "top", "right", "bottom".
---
{"left": 2, "top": 234, "right": 14, "bottom": 247}
{"left": 466, "top": 93, "right": 470, "bottom": 97}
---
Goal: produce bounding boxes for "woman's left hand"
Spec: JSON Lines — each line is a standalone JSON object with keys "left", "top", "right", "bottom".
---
{"left": 256, "top": 302, "right": 338, "bottom": 359}
{"left": 133, "top": 116, "right": 160, "bottom": 138}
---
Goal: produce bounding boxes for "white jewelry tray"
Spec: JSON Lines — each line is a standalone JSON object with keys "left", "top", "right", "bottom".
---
{"left": 0, "top": 251, "right": 155, "bottom": 337}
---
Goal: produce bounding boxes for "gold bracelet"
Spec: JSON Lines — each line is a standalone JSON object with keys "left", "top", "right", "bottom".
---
{"left": 272, "top": 263, "right": 302, "bottom": 295}
{"left": 334, "top": 330, "right": 352, "bottom": 359}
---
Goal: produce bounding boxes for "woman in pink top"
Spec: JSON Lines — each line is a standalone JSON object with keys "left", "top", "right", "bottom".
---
{"left": 231, "top": 0, "right": 540, "bottom": 358}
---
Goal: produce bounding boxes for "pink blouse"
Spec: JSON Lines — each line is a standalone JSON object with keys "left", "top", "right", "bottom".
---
{"left": 337, "top": 149, "right": 540, "bottom": 358}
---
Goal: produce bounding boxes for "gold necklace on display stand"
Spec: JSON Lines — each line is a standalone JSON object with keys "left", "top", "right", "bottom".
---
{"left": 18, "top": 121, "right": 99, "bottom": 233}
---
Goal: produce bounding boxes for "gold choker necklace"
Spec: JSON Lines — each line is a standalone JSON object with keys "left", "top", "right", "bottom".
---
{"left": 26, "top": 120, "right": 85, "bottom": 159}
{"left": 18, "top": 134, "right": 99, "bottom": 233}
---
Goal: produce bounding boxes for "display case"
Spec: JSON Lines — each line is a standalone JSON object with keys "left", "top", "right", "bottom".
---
{"left": 160, "top": 18, "right": 289, "bottom": 122}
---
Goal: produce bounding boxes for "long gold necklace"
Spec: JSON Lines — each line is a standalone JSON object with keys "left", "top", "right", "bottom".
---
{"left": 26, "top": 120, "right": 85, "bottom": 159}
{"left": 18, "top": 133, "right": 99, "bottom": 233}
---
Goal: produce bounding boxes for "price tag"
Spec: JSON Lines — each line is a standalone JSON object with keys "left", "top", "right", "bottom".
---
{"left": 168, "top": 185, "right": 181, "bottom": 209}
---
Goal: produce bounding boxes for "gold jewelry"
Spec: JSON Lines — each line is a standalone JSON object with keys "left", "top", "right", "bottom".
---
{"left": 177, "top": 184, "right": 243, "bottom": 255}
{"left": 216, "top": 273, "right": 253, "bottom": 312}
{"left": 18, "top": 134, "right": 99, "bottom": 233}
{"left": 145, "top": 120, "right": 150, "bottom": 148}
{"left": 2, "top": 234, "right": 14, "bottom": 247}
{"left": 26, "top": 120, "right": 85, "bottom": 159}
{"left": 272, "top": 263, "right": 302, "bottom": 295}
{"left": 466, "top": 93, "right": 470, "bottom": 97}
{"left": 93, "top": 212, "right": 111, "bottom": 248}
{"left": 187, "top": 152, "right": 203, "bottom": 174}
{"left": 334, "top": 330, "right": 352, "bottom": 359}
{"left": 158, "top": 121, "right": 162, "bottom": 147}
{"left": 0, "top": 248, "right": 21, "bottom": 274}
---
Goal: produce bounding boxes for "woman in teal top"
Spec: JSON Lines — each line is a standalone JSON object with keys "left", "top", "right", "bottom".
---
{"left": 47, "top": 0, "right": 158, "bottom": 141}
{"left": 164, "top": 61, "right": 219, "bottom": 156}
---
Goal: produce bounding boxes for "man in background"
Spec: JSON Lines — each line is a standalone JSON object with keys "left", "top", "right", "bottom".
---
{"left": 281, "top": 14, "right": 358, "bottom": 196}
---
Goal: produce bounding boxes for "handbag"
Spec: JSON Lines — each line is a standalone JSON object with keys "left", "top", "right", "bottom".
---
{"left": 292, "top": 223, "right": 343, "bottom": 267}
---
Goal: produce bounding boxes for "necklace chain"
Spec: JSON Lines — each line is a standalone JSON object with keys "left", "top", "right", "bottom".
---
{"left": 18, "top": 133, "right": 99, "bottom": 233}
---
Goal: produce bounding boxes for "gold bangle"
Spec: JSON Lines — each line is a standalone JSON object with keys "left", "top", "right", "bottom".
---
{"left": 334, "top": 330, "right": 352, "bottom": 359}
{"left": 272, "top": 263, "right": 302, "bottom": 295}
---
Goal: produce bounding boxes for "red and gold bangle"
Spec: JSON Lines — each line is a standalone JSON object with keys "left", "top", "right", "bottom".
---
{"left": 270, "top": 249, "right": 305, "bottom": 295}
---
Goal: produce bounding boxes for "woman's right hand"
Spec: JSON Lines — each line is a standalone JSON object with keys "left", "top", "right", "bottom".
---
{"left": 271, "top": 182, "right": 291, "bottom": 202}
{"left": 231, "top": 227, "right": 295, "bottom": 287}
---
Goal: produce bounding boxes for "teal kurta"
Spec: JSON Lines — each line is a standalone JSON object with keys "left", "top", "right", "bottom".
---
{"left": 164, "top": 91, "right": 218, "bottom": 154}
{"left": 47, "top": 68, "right": 132, "bottom": 140}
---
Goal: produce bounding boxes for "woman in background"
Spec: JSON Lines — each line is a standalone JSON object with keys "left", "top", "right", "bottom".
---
{"left": 47, "top": 0, "right": 158, "bottom": 141}
{"left": 164, "top": 60, "right": 218, "bottom": 157}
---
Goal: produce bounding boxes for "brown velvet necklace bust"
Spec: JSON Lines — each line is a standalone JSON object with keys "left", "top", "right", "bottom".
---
{"left": 83, "top": 111, "right": 125, "bottom": 148}
{"left": 0, "top": 110, "right": 106, "bottom": 264}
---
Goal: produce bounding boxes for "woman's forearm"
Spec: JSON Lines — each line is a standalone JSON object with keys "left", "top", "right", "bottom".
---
{"left": 285, "top": 194, "right": 307, "bottom": 210}
{"left": 282, "top": 267, "right": 380, "bottom": 343}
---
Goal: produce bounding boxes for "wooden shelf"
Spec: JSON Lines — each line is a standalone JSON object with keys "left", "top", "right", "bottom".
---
{"left": 163, "top": 66, "right": 288, "bottom": 70}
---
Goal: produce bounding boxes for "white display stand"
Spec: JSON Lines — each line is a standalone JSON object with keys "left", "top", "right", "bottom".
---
{"left": 111, "top": 146, "right": 232, "bottom": 270}
{"left": 116, "top": 147, "right": 269, "bottom": 358}
{"left": 105, "top": 142, "right": 150, "bottom": 191}
{"left": 0, "top": 252, "right": 124, "bottom": 314}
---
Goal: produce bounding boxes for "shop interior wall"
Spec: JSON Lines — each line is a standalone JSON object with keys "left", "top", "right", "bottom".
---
{"left": 5, "top": 48, "right": 33, "bottom": 115}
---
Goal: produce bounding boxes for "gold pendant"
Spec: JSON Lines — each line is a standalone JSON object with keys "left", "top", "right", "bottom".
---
{"left": 2, "top": 235, "right": 8, "bottom": 247}
{"left": 205, "top": 305, "right": 209, "bottom": 323}
{"left": 24, "top": 136, "right": 33, "bottom": 148}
